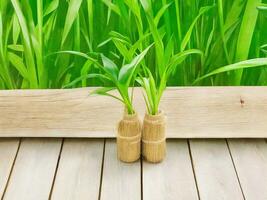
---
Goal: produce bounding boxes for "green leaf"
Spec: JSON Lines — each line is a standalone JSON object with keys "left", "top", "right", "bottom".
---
{"left": 63, "top": 73, "right": 111, "bottom": 88}
{"left": 140, "top": 1, "right": 164, "bottom": 76}
{"left": 44, "top": 0, "right": 59, "bottom": 17}
{"left": 167, "top": 49, "right": 203, "bottom": 76}
{"left": 154, "top": 2, "right": 172, "bottom": 27}
{"left": 118, "top": 44, "right": 152, "bottom": 86}
{"left": 90, "top": 87, "right": 123, "bottom": 103}
{"left": 102, "top": 0, "right": 121, "bottom": 16}
{"left": 180, "top": 5, "right": 214, "bottom": 52}
{"left": 81, "top": 60, "right": 93, "bottom": 87}
{"left": 11, "top": 0, "right": 38, "bottom": 88}
{"left": 234, "top": 0, "right": 261, "bottom": 85}
{"left": 8, "top": 44, "right": 24, "bottom": 52}
{"left": 47, "top": 50, "right": 99, "bottom": 65}
{"left": 8, "top": 52, "right": 28, "bottom": 80}
{"left": 217, "top": 0, "right": 231, "bottom": 64}
{"left": 194, "top": 58, "right": 267, "bottom": 84}
{"left": 12, "top": 14, "right": 20, "bottom": 44}
{"left": 61, "top": 0, "right": 83, "bottom": 46}
{"left": 101, "top": 54, "right": 119, "bottom": 81}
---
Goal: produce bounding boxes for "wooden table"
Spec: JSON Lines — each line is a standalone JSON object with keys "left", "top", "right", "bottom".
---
{"left": 0, "top": 138, "right": 267, "bottom": 200}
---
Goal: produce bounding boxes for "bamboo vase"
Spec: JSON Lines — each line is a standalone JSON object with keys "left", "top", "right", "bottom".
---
{"left": 142, "top": 111, "right": 166, "bottom": 163}
{"left": 117, "top": 112, "right": 141, "bottom": 162}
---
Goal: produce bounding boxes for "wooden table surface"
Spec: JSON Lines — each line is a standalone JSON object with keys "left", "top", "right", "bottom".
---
{"left": 0, "top": 138, "right": 267, "bottom": 200}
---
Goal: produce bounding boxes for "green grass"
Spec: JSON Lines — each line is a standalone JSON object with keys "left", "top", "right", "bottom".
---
{"left": 0, "top": 0, "right": 267, "bottom": 90}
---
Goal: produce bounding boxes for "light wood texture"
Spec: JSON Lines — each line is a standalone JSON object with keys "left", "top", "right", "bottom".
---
{"left": 100, "top": 139, "right": 141, "bottom": 200}
{"left": 1, "top": 87, "right": 267, "bottom": 138}
{"left": 51, "top": 139, "right": 104, "bottom": 200}
{"left": 0, "top": 139, "right": 19, "bottom": 198}
{"left": 228, "top": 139, "right": 267, "bottom": 200}
{"left": 1, "top": 139, "right": 267, "bottom": 199}
{"left": 190, "top": 139, "right": 244, "bottom": 200}
{"left": 3, "top": 138, "right": 62, "bottom": 200}
{"left": 142, "top": 140, "right": 198, "bottom": 200}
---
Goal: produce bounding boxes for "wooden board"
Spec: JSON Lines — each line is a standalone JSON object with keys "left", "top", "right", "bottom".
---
{"left": 100, "top": 139, "right": 141, "bottom": 200}
{"left": 190, "top": 139, "right": 244, "bottom": 200}
{"left": 228, "top": 139, "right": 267, "bottom": 200}
{"left": 0, "top": 139, "right": 19, "bottom": 198}
{"left": 51, "top": 139, "right": 104, "bottom": 200}
{"left": 3, "top": 138, "right": 62, "bottom": 200}
{"left": 142, "top": 140, "right": 199, "bottom": 200}
{"left": 1, "top": 87, "right": 267, "bottom": 138}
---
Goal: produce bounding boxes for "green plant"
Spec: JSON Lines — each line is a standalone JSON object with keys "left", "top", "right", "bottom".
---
{"left": 136, "top": 0, "right": 205, "bottom": 115}
{"left": 65, "top": 45, "right": 152, "bottom": 114}
{"left": 1, "top": 0, "right": 267, "bottom": 89}
{"left": 137, "top": 48, "right": 202, "bottom": 115}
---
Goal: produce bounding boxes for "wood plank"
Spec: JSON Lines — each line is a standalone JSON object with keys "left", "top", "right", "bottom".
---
{"left": 51, "top": 139, "right": 104, "bottom": 200}
{"left": 1, "top": 87, "right": 267, "bottom": 138}
{"left": 228, "top": 139, "right": 267, "bottom": 200}
{"left": 100, "top": 139, "right": 141, "bottom": 200}
{"left": 3, "top": 138, "right": 62, "bottom": 200}
{"left": 142, "top": 140, "right": 199, "bottom": 200}
{"left": 190, "top": 139, "right": 244, "bottom": 200}
{"left": 0, "top": 139, "right": 19, "bottom": 198}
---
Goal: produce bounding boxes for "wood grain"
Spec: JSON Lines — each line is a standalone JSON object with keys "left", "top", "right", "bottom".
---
{"left": 142, "top": 140, "right": 199, "bottom": 200}
{"left": 190, "top": 139, "right": 244, "bottom": 200}
{"left": 0, "top": 139, "right": 19, "bottom": 198}
{"left": 1, "top": 87, "right": 267, "bottom": 138}
{"left": 228, "top": 139, "right": 267, "bottom": 200}
{"left": 51, "top": 139, "right": 104, "bottom": 200}
{"left": 3, "top": 138, "right": 62, "bottom": 200}
{"left": 100, "top": 139, "right": 141, "bottom": 200}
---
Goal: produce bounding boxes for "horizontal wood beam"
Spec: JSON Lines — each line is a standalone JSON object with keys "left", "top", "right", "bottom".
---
{"left": 0, "top": 87, "right": 267, "bottom": 138}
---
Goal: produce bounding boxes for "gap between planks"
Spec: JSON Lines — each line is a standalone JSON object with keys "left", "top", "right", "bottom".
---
{"left": 0, "top": 139, "right": 21, "bottom": 199}
{"left": 189, "top": 139, "right": 244, "bottom": 200}
{"left": 2, "top": 138, "right": 63, "bottom": 200}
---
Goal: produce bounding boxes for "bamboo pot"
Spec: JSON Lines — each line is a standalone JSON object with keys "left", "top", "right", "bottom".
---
{"left": 117, "top": 112, "right": 141, "bottom": 162}
{"left": 142, "top": 111, "right": 166, "bottom": 163}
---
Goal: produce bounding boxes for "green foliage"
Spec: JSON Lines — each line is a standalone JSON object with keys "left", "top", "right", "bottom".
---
{"left": 0, "top": 0, "right": 267, "bottom": 91}
{"left": 64, "top": 45, "right": 152, "bottom": 114}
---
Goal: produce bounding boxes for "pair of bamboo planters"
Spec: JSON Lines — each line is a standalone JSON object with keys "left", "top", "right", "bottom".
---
{"left": 117, "top": 111, "right": 166, "bottom": 163}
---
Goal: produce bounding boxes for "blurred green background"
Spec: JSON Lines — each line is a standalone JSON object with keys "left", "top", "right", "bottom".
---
{"left": 0, "top": 0, "right": 267, "bottom": 89}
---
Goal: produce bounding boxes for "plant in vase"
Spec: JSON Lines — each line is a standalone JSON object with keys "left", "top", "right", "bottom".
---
{"left": 137, "top": 47, "right": 202, "bottom": 163}
{"left": 65, "top": 46, "right": 151, "bottom": 162}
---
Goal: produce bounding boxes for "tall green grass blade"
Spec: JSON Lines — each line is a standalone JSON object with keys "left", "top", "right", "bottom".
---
{"left": 180, "top": 5, "right": 214, "bottom": 52}
{"left": 11, "top": 0, "right": 38, "bottom": 88}
{"left": 12, "top": 15, "right": 20, "bottom": 44}
{"left": 217, "top": 0, "right": 231, "bottom": 64}
{"left": 174, "top": 0, "right": 182, "bottom": 43}
{"left": 44, "top": 0, "right": 59, "bottom": 17}
{"left": 234, "top": 0, "right": 262, "bottom": 85}
{"left": 0, "top": 11, "right": 14, "bottom": 89}
{"left": 61, "top": 0, "right": 83, "bottom": 46}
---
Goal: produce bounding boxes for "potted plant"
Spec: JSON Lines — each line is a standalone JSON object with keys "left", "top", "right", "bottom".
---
{"left": 64, "top": 46, "right": 151, "bottom": 162}
{"left": 137, "top": 48, "right": 202, "bottom": 163}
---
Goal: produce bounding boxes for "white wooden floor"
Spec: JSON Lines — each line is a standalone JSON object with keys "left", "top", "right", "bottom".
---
{"left": 0, "top": 139, "right": 267, "bottom": 200}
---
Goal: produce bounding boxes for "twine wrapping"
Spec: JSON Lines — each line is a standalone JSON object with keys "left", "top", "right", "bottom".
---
{"left": 142, "top": 111, "right": 166, "bottom": 163}
{"left": 117, "top": 112, "right": 141, "bottom": 163}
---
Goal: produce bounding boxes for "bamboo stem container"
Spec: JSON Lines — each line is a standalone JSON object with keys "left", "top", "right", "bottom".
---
{"left": 142, "top": 111, "right": 166, "bottom": 163}
{"left": 117, "top": 112, "right": 141, "bottom": 162}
